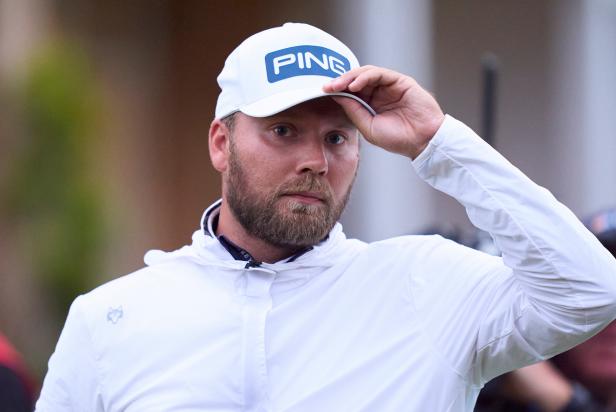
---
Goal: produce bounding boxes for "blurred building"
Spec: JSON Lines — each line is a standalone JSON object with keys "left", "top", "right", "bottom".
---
{"left": 0, "top": 0, "right": 615, "bottom": 379}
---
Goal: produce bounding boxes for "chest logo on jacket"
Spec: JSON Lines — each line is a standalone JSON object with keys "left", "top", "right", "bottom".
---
{"left": 107, "top": 306, "right": 123, "bottom": 324}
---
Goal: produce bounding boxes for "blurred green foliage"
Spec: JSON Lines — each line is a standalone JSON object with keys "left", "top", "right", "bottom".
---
{"left": 4, "top": 41, "right": 106, "bottom": 316}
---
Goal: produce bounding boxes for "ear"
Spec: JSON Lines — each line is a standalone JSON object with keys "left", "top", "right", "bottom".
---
{"left": 209, "top": 118, "right": 230, "bottom": 172}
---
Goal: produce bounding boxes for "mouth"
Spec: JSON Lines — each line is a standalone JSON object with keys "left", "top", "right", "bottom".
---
{"left": 282, "top": 191, "right": 326, "bottom": 205}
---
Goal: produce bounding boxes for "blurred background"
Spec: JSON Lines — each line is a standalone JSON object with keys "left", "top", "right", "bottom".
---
{"left": 1, "top": 0, "right": 615, "bottom": 389}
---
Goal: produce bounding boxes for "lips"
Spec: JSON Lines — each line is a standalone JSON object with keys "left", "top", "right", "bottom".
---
{"left": 277, "top": 175, "right": 333, "bottom": 205}
{"left": 283, "top": 191, "right": 326, "bottom": 204}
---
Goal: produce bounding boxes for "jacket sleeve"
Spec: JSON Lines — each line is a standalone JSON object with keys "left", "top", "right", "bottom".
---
{"left": 411, "top": 115, "right": 616, "bottom": 385}
{"left": 35, "top": 296, "right": 104, "bottom": 412}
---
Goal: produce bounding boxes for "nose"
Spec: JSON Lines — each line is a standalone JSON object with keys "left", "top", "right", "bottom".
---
{"left": 296, "top": 138, "right": 328, "bottom": 175}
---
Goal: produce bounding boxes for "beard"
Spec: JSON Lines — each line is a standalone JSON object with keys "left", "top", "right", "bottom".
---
{"left": 225, "top": 140, "right": 355, "bottom": 249}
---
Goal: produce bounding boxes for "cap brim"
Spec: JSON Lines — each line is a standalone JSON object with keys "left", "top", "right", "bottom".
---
{"left": 238, "top": 87, "right": 376, "bottom": 118}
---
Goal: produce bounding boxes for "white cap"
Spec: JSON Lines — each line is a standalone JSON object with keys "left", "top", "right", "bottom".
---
{"left": 215, "top": 22, "right": 375, "bottom": 119}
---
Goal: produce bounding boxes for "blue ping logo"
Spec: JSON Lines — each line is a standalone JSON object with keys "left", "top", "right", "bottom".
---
{"left": 265, "top": 45, "right": 351, "bottom": 83}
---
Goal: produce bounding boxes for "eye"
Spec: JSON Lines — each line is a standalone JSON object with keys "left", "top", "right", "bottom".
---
{"left": 272, "top": 125, "right": 293, "bottom": 137}
{"left": 326, "top": 133, "right": 347, "bottom": 145}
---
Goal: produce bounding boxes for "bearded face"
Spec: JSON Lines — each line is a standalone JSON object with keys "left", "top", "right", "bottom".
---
{"left": 225, "top": 137, "right": 354, "bottom": 249}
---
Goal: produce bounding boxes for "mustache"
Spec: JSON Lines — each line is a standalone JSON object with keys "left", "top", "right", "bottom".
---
{"left": 276, "top": 175, "right": 334, "bottom": 202}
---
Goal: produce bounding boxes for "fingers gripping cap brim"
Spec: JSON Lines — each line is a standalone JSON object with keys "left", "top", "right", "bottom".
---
{"left": 218, "top": 88, "right": 376, "bottom": 119}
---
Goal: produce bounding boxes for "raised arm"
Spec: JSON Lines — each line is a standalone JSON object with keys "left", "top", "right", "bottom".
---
{"left": 325, "top": 66, "right": 616, "bottom": 383}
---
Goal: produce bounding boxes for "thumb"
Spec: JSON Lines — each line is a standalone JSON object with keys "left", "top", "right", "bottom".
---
{"left": 331, "top": 96, "right": 373, "bottom": 139}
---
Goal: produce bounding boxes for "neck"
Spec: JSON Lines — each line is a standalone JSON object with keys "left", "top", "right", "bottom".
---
{"left": 216, "top": 203, "right": 299, "bottom": 263}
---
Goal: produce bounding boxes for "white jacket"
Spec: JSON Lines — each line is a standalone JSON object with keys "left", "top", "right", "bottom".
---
{"left": 36, "top": 116, "right": 616, "bottom": 411}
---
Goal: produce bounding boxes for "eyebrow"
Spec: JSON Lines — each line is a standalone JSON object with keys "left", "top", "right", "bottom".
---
{"left": 264, "top": 114, "right": 355, "bottom": 129}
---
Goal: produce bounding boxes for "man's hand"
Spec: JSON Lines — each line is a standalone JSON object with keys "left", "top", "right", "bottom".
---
{"left": 323, "top": 66, "right": 445, "bottom": 159}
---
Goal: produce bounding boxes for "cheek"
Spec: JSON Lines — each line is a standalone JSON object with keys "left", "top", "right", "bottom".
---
{"left": 328, "top": 154, "right": 359, "bottom": 191}
{"left": 239, "top": 155, "right": 294, "bottom": 189}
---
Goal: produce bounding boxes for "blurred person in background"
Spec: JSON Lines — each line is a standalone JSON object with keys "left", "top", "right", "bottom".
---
{"left": 35, "top": 23, "right": 616, "bottom": 411}
{"left": 476, "top": 209, "right": 616, "bottom": 412}
{"left": 0, "top": 332, "right": 37, "bottom": 412}
{"left": 553, "top": 321, "right": 616, "bottom": 411}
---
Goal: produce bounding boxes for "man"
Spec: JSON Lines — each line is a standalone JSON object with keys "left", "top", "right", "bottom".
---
{"left": 36, "top": 22, "right": 616, "bottom": 411}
